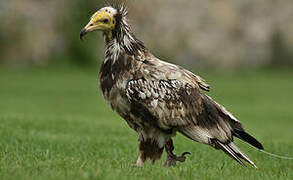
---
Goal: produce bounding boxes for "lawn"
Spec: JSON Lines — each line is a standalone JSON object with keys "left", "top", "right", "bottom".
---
{"left": 0, "top": 67, "right": 292, "bottom": 180}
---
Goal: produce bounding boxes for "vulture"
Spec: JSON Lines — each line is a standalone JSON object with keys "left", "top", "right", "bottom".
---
{"left": 80, "top": 3, "right": 264, "bottom": 167}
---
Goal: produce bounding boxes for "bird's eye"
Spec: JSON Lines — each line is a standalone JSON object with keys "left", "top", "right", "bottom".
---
{"left": 103, "top": 19, "right": 109, "bottom": 23}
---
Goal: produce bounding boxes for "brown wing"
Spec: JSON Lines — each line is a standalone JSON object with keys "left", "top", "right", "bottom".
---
{"left": 126, "top": 77, "right": 237, "bottom": 144}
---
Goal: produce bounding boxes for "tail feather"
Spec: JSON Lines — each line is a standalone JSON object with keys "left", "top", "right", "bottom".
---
{"left": 228, "top": 142, "right": 257, "bottom": 168}
{"left": 215, "top": 140, "right": 257, "bottom": 168}
{"left": 233, "top": 130, "right": 264, "bottom": 150}
{"left": 216, "top": 141, "right": 246, "bottom": 167}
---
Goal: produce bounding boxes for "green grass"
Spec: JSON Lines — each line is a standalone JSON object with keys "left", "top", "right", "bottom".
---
{"left": 0, "top": 67, "right": 292, "bottom": 180}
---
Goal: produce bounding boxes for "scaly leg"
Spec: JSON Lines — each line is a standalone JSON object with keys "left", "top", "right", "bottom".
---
{"left": 163, "top": 139, "right": 191, "bottom": 167}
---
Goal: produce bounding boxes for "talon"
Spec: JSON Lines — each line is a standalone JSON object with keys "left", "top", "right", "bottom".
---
{"left": 175, "top": 152, "right": 191, "bottom": 162}
{"left": 164, "top": 139, "right": 191, "bottom": 166}
{"left": 181, "top": 152, "right": 191, "bottom": 156}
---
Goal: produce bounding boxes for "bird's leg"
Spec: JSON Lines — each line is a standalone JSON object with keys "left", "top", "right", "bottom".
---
{"left": 136, "top": 133, "right": 164, "bottom": 167}
{"left": 136, "top": 133, "right": 146, "bottom": 167}
{"left": 136, "top": 152, "right": 146, "bottom": 167}
{"left": 163, "top": 139, "right": 191, "bottom": 167}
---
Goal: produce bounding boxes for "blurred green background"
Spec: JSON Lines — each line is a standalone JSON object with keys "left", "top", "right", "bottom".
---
{"left": 1, "top": 0, "right": 293, "bottom": 68}
{"left": 0, "top": 0, "right": 293, "bottom": 179}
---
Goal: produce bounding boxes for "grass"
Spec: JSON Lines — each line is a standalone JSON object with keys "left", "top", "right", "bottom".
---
{"left": 0, "top": 67, "right": 292, "bottom": 179}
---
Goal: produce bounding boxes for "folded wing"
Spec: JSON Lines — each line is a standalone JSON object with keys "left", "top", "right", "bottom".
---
{"left": 126, "top": 63, "right": 263, "bottom": 167}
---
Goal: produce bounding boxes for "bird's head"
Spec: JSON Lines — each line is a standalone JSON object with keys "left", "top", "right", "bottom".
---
{"left": 80, "top": 6, "right": 127, "bottom": 40}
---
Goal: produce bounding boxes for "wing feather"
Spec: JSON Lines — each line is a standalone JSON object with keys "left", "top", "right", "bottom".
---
{"left": 126, "top": 77, "right": 234, "bottom": 144}
{"left": 124, "top": 57, "right": 262, "bottom": 167}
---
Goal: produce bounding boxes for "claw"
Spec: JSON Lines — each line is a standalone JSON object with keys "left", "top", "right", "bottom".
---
{"left": 176, "top": 152, "right": 191, "bottom": 162}
{"left": 163, "top": 139, "right": 191, "bottom": 167}
{"left": 181, "top": 152, "right": 191, "bottom": 156}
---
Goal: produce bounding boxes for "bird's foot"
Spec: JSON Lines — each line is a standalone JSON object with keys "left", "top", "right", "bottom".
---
{"left": 163, "top": 139, "right": 191, "bottom": 167}
{"left": 163, "top": 152, "right": 191, "bottom": 167}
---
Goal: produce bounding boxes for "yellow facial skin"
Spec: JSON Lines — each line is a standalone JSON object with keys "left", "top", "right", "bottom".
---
{"left": 80, "top": 11, "right": 116, "bottom": 40}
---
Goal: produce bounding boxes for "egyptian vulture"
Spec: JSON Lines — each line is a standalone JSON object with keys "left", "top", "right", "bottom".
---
{"left": 80, "top": 3, "right": 263, "bottom": 167}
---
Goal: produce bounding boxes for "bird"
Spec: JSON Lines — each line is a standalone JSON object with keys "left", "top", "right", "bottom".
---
{"left": 80, "top": 3, "right": 264, "bottom": 167}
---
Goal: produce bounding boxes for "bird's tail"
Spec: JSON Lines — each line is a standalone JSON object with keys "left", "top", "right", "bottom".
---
{"left": 232, "top": 129, "right": 264, "bottom": 150}
{"left": 233, "top": 130, "right": 293, "bottom": 160}
{"left": 213, "top": 140, "right": 257, "bottom": 168}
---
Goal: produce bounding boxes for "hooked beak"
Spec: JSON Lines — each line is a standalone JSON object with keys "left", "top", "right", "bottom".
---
{"left": 80, "top": 28, "right": 88, "bottom": 40}
{"left": 80, "top": 10, "right": 115, "bottom": 40}
{"left": 80, "top": 21, "right": 94, "bottom": 40}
